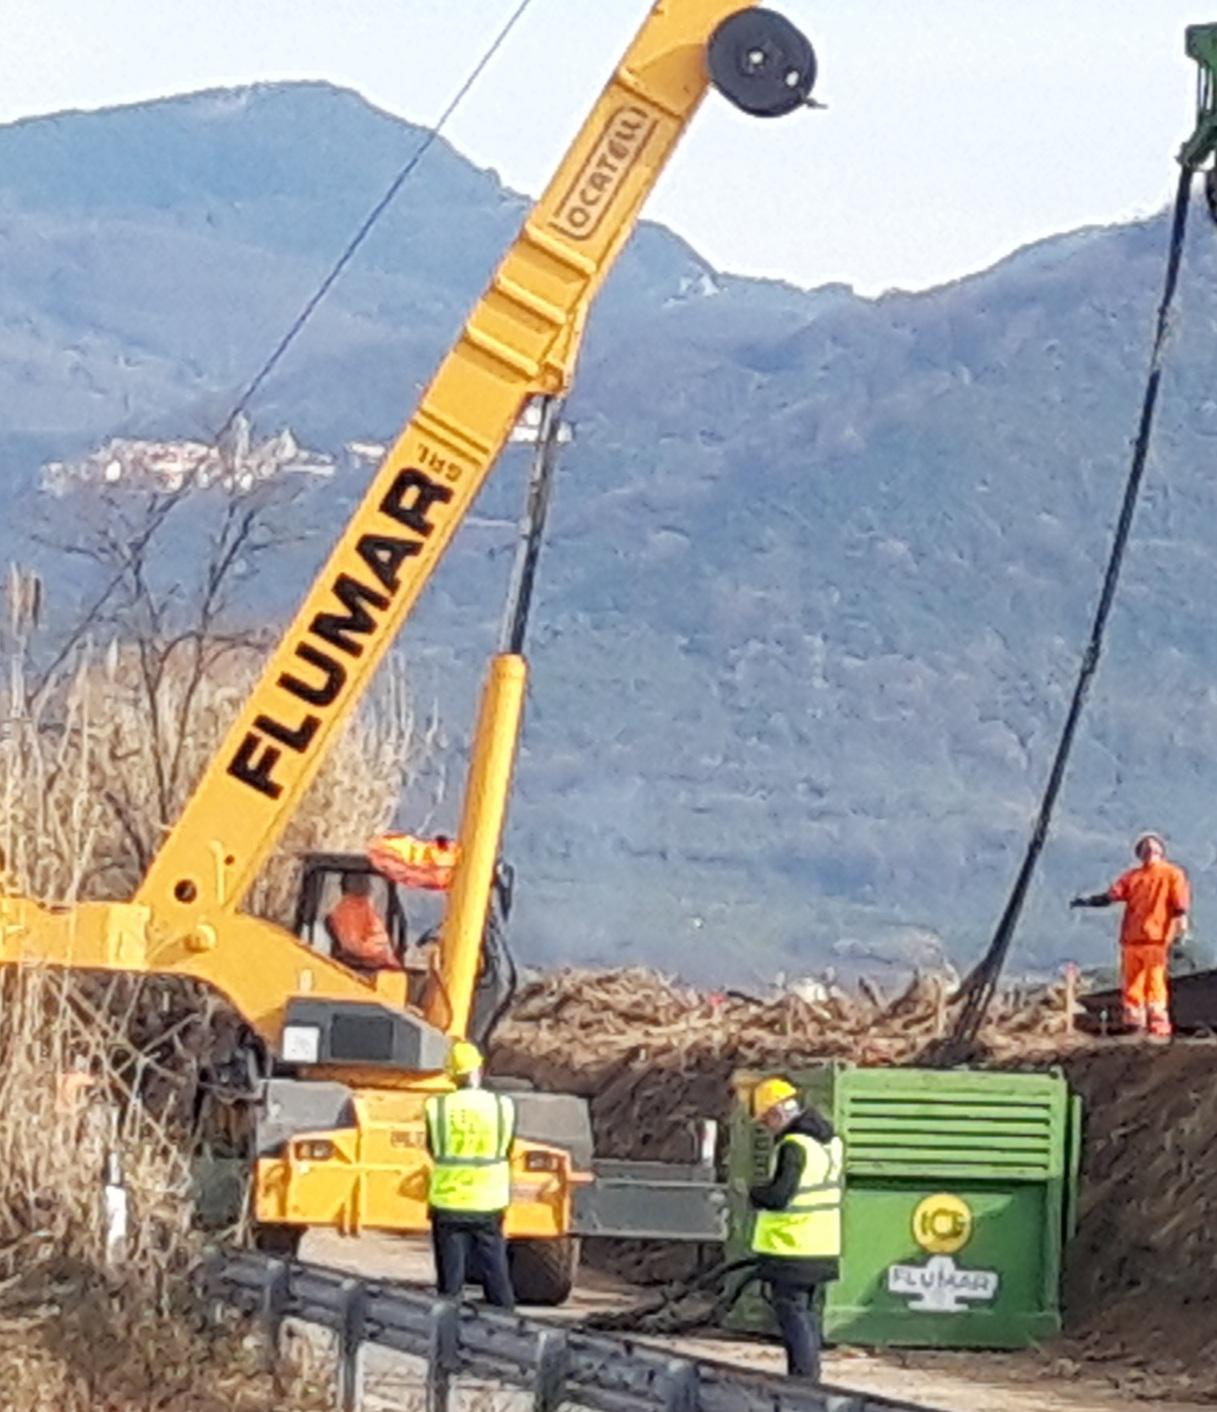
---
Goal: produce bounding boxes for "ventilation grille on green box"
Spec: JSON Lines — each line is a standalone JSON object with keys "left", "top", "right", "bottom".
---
{"left": 839, "top": 1073, "right": 1065, "bottom": 1181}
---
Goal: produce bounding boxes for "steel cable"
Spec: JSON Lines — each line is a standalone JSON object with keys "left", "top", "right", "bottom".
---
{"left": 936, "top": 166, "right": 1197, "bottom": 1063}
{"left": 40, "top": 0, "right": 537, "bottom": 684}
{"left": 215, "top": 0, "right": 537, "bottom": 441}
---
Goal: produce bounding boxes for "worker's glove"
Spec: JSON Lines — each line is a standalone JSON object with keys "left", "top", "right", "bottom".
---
{"left": 1069, "top": 897, "right": 1086, "bottom": 909}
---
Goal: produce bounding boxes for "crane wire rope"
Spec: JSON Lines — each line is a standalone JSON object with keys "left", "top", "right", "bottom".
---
{"left": 215, "top": 0, "right": 537, "bottom": 441}
{"left": 36, "top": 0, "right": 536, "bottom": 695}
{"left": 937, "top": 165, "right": 1196, "bottom": 1062}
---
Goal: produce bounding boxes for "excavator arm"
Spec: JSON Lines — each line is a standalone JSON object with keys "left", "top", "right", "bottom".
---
{"left": 0, "top": 2, "right": 817, "bottom": 1064}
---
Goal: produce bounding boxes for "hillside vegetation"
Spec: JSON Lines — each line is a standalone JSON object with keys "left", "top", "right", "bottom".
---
{"left": 3, "top": 84, "right": 1215, "bottom": 981}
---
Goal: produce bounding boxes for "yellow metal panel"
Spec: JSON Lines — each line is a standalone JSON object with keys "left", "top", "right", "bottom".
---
{"left": 152, "top": 913, "right": 413, "bottom": 1042}
{"left": 0, "top": 898, "right": 150, "bottom": 971}
{"left": 0, "top": 898, "right": 400, "bottom": 1046}
{"left": 427, "top": 654, "right": 527, "bottom": 1037}
{"left": 253, "top": 1082, "right": 574, "bottom": 1238}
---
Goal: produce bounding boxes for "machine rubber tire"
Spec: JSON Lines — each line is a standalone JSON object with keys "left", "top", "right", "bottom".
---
{"left": 252, "top": 1224, "right": 303, "bottom": 1259}
{"left": 507, "top": 1236, "right": 579, "bottom": 1305}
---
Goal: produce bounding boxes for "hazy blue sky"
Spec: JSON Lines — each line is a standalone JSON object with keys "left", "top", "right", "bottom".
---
{"left": 0, "top": 1, "right": 1207, "bottom": 293}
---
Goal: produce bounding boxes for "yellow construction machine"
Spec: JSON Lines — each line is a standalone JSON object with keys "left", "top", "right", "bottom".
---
{"left": 0, "top": 1, "right": 817, "bottom": 1302}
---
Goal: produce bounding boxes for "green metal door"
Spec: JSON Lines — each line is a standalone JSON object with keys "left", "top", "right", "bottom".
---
{"left": 727, "top": 1065, "right": 1077, "bottom": 1349}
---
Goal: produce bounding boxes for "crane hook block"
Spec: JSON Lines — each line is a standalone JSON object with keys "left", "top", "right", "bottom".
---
{"left": 708, "top": 8, "right": 816, "bottom": 118}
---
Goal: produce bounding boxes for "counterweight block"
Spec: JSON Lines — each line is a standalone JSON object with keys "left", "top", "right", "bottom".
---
{"left": 708, "top": 8, "right": 816, "bottom": 118}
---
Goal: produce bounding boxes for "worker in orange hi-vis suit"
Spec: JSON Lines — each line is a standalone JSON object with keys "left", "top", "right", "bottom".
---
{"left": 1071, "top": 833, "right": 1190, "bottom": 1038}
{"left": 326, "top": 872, "right": 403, "bottom": 973}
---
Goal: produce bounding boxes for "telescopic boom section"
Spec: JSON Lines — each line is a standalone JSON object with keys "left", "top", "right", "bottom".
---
{"left": 1181, "top": 24, "right": 1217, "bottom": 170}
{"left": 135, "top": 0, "right": 814, "bottom": 947}
{"left": 425, "top": 652, "right": 527, "bottom": 1038}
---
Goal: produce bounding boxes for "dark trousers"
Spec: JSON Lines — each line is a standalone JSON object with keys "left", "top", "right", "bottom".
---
{"left": 431, "top": 1213, "right": 515, "bottom": 1310}
{"left": 767, "top": 1278, "right": 822, "bottom": 1379}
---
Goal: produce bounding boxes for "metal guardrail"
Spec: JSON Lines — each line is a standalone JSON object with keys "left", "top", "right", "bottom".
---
{"left": 207, "top": 1249, "right": 946, "bottom": 1412}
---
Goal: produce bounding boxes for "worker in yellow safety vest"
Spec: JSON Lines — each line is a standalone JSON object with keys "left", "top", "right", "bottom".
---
{"left": 423, "top": 1039, "right": 516, "bottom": 1309}
{"left": 748, "top": 1077, "right": 844, "bottom": 1381}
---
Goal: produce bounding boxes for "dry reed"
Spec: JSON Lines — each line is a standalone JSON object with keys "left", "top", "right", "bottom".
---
{"left": 0, "top": 965, "right": 335, "bottom": 1410}
{"left": 0, "top": 564, "right": 440, "bottom": 1406}
{"left": 0, "top": 591, "right": 435, "bottom": 919}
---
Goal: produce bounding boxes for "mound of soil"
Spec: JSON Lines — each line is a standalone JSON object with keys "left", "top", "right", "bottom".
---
{"left": 492, "top": 965, "right": 1078, "bottom": 1165}
{"left": 493, "top": 968, "right": 1217, "bottom": 1401}
{"left": 1057, "top": 1043, "right": 1217, "bottom": 1401}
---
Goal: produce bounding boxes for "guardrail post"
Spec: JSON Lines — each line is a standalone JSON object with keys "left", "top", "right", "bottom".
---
{"left": 198, "top": 1250, "right": 225, "bottom": 1329}
{"left": 663, "top": 1357, "right": 698, "bottom": 1412}
{"left": 258, "top": 1258, "right": 291, "bottom": 1372}
{"left": 336, "top": 1278, "right": 368, "bottom": 1412}
{"left": 533, "top": 1328, "right": 569, "bottom": 1412}
{"left": 425, "top": 1299, "right": 460, "bottom": 1412}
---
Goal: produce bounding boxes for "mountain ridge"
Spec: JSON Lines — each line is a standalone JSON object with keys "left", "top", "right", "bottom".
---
{"left": 1, "top": 81, "right": 1211, "bottom": 984}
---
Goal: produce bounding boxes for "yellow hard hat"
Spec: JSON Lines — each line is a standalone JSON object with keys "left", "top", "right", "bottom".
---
{"left": 751, "top": 1076, "right": 798, "bottom": 1120}
{"left": 446, "top": 1039, "right": 484, "bottom": 1079}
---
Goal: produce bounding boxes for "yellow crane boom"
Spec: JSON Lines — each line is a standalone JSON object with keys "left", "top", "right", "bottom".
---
{"left": 138, "top": 0, "right": 805, "bottom": 932}
{"left": 0, "top": 0, "right": 817, "bottom": 1285}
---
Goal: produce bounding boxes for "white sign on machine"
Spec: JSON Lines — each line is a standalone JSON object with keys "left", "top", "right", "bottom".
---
{"left": 887, "top": 1254, "right": 1000, "bottom": 1313}
{"left": 886, "top": 1193, "right": 1000, "bottom": 1315}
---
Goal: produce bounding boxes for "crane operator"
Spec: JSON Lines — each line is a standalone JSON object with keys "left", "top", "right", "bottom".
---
{"left": 325, "top": 872, "right": 402, "bottom": 973}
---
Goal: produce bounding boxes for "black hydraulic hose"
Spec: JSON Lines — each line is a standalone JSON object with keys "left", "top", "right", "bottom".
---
{"left": 501, "top": 398, "right": 566, "bottom": 654}
{"left": 479, "top": 925, "right": 519, "bottom": 1051}
{"left": 937, "top": 167, "right": 1196, "bottom": 1064}
{"left": 581, "top": 1256, "right": 760, "bottom": 1334}
{"left": 474, "top": 867, "right": 519, "bottom": 1050}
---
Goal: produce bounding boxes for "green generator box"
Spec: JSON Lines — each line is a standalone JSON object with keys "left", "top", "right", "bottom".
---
{"left": 726, "top": 1065, "right": 1081, "bottom": 1349}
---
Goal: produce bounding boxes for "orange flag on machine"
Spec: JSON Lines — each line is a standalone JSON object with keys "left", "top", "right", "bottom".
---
{"left": 368, "top": 832, "right": 460, "bottom": 890}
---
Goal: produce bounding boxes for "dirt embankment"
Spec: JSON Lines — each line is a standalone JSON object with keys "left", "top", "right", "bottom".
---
{"left": 492, "top": 968, "right": 1217, "bottom": 1402}
{"left": 1057, "top": 1043, "right": 1217, "bottom": 1397}
{"left": 491, "top": 965, "right": 1078, "bottom": 1165}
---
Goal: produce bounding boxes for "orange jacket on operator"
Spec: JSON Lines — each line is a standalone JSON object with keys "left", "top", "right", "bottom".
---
{"left": 326, "top": 894, "right": 397, "bottom": 968}
{"left": 1108, "top": 860, "right": 1190, "bottom": 946}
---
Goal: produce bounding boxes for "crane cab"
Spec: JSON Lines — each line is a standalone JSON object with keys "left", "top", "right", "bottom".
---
{"left": 290, "top": 850, "right": 516, "bottom": 1040}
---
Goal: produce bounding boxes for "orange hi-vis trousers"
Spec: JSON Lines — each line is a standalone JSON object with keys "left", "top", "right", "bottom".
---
{"left": 1122, "top": 943, "right": 1170, "bottom": 1036}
